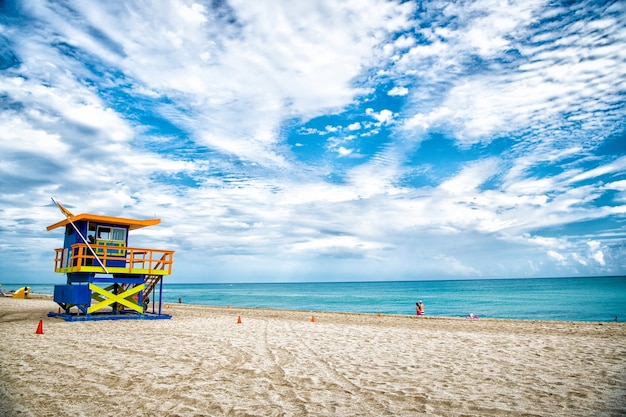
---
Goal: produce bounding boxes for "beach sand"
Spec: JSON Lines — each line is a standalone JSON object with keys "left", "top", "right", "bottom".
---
{"left": 0, "top": 297, "right": 624, "bottom": 417}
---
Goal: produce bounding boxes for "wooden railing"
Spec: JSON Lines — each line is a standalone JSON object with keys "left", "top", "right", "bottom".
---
{"left": 53, "top": 244, "right": 174, "bottom": 275}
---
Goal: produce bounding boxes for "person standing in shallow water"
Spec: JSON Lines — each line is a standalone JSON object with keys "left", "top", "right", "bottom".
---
{"left": 416, "top": 301, "right": 424, "bottom": 316}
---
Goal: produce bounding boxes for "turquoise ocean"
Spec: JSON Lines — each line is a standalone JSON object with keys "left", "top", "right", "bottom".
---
{"left": 12, "top": 276, "right": 625, "bottom": 322}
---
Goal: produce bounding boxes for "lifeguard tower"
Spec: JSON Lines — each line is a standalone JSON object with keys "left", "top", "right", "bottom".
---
{"left": 46, "top": 199, "right": 174, "bottom": 321}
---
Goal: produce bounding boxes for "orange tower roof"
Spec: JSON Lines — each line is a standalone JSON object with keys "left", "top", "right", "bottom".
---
{"left": 47, "top": 213, "right": 160, "bottom": 231}
{"left": 47, "top": 199, "right": 161, "bottom": 231}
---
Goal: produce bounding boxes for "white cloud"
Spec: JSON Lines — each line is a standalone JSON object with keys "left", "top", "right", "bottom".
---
{"left": 388, "top": 86, "right": 408, "bottom": 96}
{"left": 439, "top": 158, "right": 500, "bottom": 195}
{"left": 527, "top": 236, "right": 566, "bottom": 249}
{"left": 366, "top": 108, "right": 394, "bottom": 124}
{"left": 432, "top": 254, "right": 480, "bottom": 276}
{"left": 568, "top": 156, "right": 626, "bottom": 185}
{"left": 572, "top": 253, "right": 588, "bottom": 266}
{"left": 587, "top": 240, "right": 601, "bottom": 252}
{"left": 288, "top": 235, "right": 385, "bottom": 257}
{"left": 0, "top": 75, "right": 133, "bottom": 144}
{"left": 401, "top": 106, "right": 451, "bottom": 131}
{"left": 338, "top": 146, "right": 353, "bottom": 157}
{"left": 547, "top": 250, "right": 566, "bottom": 263}
{"left": 604, "top": 180, "right": 626, "bottom": 192}
{"left": 587, "top": 240, "right": 606, "bottom": 266}
{"left": 591, "top": 250, "right": 605, "bottom": 266}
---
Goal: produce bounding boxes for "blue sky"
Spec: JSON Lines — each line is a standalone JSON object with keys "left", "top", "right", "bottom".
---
{"left": 1, "top": 0, "right": 625, "bottom": 284}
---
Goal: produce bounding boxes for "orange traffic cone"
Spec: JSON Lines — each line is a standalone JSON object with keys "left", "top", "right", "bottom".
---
{"left": 237, "top": 316, "right": 242, "bottom": 324}
{"left": 311, "top": 316, "right": 315, "bottom": 323}
{"left": 377, "top": 312, "right": 381, "bottom": 318}
{"left": 36, "top": 320, "right": 44, "bottom": 335}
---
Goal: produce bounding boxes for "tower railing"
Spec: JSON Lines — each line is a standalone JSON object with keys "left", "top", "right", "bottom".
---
{"left": 52, "top": 243, "right": 174, "bottom": 275}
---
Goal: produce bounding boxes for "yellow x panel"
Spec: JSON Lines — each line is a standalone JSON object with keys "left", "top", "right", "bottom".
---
{"left": 88, "top": 283, "right": 145, "bottom": 314}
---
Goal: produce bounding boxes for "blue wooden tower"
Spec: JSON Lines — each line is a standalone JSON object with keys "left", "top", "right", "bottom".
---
{"left": 47, "top": 199, "right": 174, "bottom": 321}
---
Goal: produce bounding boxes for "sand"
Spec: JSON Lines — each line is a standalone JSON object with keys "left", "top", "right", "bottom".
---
{"left": 0, "top": 296, "right": 624, "bottom": 417}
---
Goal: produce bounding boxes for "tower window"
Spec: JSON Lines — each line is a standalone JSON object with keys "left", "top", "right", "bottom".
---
{"left": 96, "top": 226, "right": 126, "bottom": 242}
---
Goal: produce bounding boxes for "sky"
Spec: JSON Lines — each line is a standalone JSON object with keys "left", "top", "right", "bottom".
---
{"left": 1, "top": 0, "right": 625, "bottom": 284}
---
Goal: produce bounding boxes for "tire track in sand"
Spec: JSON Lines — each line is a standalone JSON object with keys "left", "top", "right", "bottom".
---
{"left": 231, "top": 317, "right": 310, "bottom": 416}
{"left": 266, "top": 319, "right": 391, "bottom": 416}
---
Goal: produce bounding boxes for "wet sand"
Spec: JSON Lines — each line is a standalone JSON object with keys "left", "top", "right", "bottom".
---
{"left": 0, "top": 296, "right": 624, "bottom": 416}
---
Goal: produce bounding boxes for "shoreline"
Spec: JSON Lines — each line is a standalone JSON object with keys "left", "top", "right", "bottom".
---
{"left": 23, "top": 292, "right": 623, "bottom": 324}
{"left": 1, "top": 296, "right": 625, "bottom": 416}
{"left": 7, "top": 276, "right": 625, "bottom": 323}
